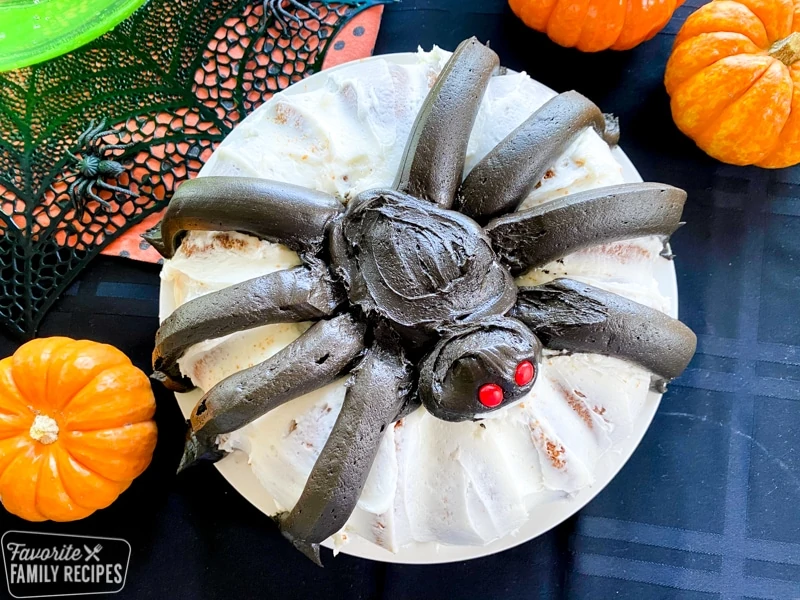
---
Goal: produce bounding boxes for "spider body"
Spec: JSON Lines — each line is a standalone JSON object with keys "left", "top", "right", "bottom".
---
{"left": 72, "top": 155, "right": 126, "bottom": 179}
{"left": 57, "top": 118, "right": 138, "bottom": 213}
{"left": 146, "top": 38, "right": 697, "bottom": 564}
{"left": 330, "top": 188, "right": 517, "bottom": 339}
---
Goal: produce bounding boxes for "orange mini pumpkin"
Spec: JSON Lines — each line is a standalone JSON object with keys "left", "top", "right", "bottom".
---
{"left": 666, "top": 0, "right": 800, "bottom": 167}
{"left": 0, "top": 337, "right": 157, "bottom": 521}
{"left": 509, "top": 0, "right": 685, "bottom": 52}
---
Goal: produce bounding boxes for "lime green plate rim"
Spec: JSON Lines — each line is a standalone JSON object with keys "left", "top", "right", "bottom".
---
{"left": 0, "top": 0, "right": 147, "bottom": 72}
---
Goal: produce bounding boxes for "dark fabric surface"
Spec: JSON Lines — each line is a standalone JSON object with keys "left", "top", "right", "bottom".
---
{"left": 1, "top": 0, "right": 799, "bottom": 598}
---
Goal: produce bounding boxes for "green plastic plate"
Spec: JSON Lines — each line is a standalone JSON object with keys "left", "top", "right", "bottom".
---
{"left": 0, "top": 0, "right": 146, "bottom": 72}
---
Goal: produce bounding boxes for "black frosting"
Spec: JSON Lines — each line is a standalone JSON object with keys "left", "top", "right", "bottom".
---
{"left": 278, "top": 330, "right": 414, "bottom": 565}
{"left": 455, "top": 91, "right": 608, "bottom": 222}
{"left": 153, "top": 263, "right": 345, "bottom": 391}
{"left": 418, "top": 317, "right": 542, "bottom": 422}
{"left": 486, "top": 182, "right": 687, "bottom": 275}
{"left": 178, "top": 314, "right": 366, "bottom": 472}
{"left": 394, "top": 37, "right": 499, "bottom": 209}
{"left": 512, "top": 278, "right": 697, "bottom": 389}
{"left": 602, "top": 113, "right": 620, "bottom": 145}
{"left": 143, "top": 176, "right": 344, "bottom": 258}
{"left": 330, "top": 188, "right": 516, "bottom": 342}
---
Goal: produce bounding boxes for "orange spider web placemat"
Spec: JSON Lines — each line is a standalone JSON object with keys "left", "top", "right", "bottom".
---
{"left": 104, "top": 3, "right": 386, "bottom": 263}
{"left": 0, "top": 0, "right": 390, "bottom": 339}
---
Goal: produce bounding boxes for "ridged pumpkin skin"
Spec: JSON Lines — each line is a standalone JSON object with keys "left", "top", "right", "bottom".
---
{"left": 0, "top": 337, "right": 157, "bottom": 521}
{"left": 665, "top": 0, "right": 800, "bottom": 167}
{"left": 509, "top": 0, "right": 685, "bottom": 52}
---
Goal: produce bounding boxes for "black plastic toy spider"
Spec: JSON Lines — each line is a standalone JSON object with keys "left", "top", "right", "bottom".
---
{"left": 265, "top": 0, "right": 369, "bottom": 33}
{"left": 146, "top": 38, "right": 697, "bottom": 564}
{"left": 264, "top": 0, "right": 320, "bottom": 32}
{"left": 56, "top": 118, "right": 138, "bottom": 212}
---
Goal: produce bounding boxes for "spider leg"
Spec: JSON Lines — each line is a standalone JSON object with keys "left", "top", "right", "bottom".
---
{"left": 455, "top": 92, "right": 613, "bottom": 222}
{"left": 154, "top": 264, "right": 346, "bottom": 390}
{"left": 177, "top": 314, "right": 366, "bottom": 472}
{"left": 143, "top": 176, "right": 344, "bottom": 258}
{"left": 88, "top": 128, "right": 118, "bottom": 154}
{"left": 511, "top": 278, "right": 697, "bottom": 390}
{"left": 68, "top": 179, "right": 88, "bottom": 212}
{"left": 75, "top": 119, "right": 97, "bottom": 146}
{"left": 394, "top": 38, "right": 498, "bottom": 209}
{"left": 95, "top": 179, "right": 139, "bottom": 198}
{"left": 485, "top": 182, "right": 687, "bottom": 275}
{"left": 98, "top": 142, "right": 133, "bottom": 154}
{"left": 92, "top": 128, "right": 117, "bottom": 140}
{"left": 266, "top": 0, "right": 303, "bottom": 32}
{"left": 78, "top": 119, "right": 110, "bottom": 149}
{"left": 85, "top": 182, "right": 113, "bottom": 211}
{"left": 286, "top": 0, "right": 320, "bottom": 20}
{"left": 278, "top": 333, "right": 414, "bottom": 565}
{"left": 50, "top": 171, "right": 79, "bottom": 187}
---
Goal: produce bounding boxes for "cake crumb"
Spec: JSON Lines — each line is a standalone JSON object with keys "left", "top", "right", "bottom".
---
{"left": 545, "top": 440, "right": 566, "bottom": 469}
{"left": 529, "top": 421, "right": 567, "bottom": 469}
{"left": 559, "top": 385, "right": 593, "bottom": 429}
{"left": 216, "top": 233, "right": 247, "bottom": 251}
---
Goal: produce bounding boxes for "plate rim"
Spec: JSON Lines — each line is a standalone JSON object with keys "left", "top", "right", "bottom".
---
{"left": 0, "top": 0, "right": 147, "bottom": 72}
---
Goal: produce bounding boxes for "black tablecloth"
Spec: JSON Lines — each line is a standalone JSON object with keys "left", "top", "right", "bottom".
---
{"left": 2, "top": 0, "right": 799, "bottom": 598}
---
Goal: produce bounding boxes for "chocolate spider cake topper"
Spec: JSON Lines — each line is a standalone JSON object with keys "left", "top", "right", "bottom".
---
{"left": 146, "top": 38, "right": 697, "bottom": 565}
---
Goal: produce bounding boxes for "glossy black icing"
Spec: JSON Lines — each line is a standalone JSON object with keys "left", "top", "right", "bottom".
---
{"left": 177, "top": 314, "right": 366, "bottom": 472}
{"left": 512, "top": 278, "right": 697, "bottom": 389}
{"left": 278, "top": 331, "right": 414, "bottom": 565}
{"left": 144, "top": 176, "right": 344, "bottom": 258}
{"left": 153, "top": 263, "right": 345, "bottom": 391}
{"left": 330, "top": 188, "right": 516, "bottom": 342}
{"left": 456, "top": 91, "right": 608, "bottom": 222}
{"left": 486, "top": 182, "right": 687, "bottom": 275}
{"left": 418, "top": 317, "right": 542, "bottom": 422}
{"left": 394, "top": 37, "right": 499, "bottom": 209}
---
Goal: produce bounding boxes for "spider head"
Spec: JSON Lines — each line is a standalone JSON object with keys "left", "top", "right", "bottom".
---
{"left": 418, "top": 317, "right": 542, "bottom": 422}
{"left": 74, "top": 155, "right": 100, "bottom": 177}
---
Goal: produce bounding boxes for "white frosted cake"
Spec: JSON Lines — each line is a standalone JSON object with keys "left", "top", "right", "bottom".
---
{"left": 159, "top": 48, "right": 676, "bottom": 553}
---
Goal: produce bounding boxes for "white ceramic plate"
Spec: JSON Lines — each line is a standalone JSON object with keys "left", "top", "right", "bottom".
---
{"left": 160, "top": 53, "right": 677, "bottom": 564}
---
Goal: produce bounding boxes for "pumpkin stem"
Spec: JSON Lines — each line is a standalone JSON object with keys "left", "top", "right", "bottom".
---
{"left": 29, "top": 415, "right": 59, "bottom": 445}
{"left": 769, "top": 32, "right": 800, "bottom": 66}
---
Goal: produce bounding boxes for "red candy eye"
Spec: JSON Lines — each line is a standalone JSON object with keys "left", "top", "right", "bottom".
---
{"left": 515, "top": 360, "right": 535, "bottom": 386}
{"left": 478, "top": 383, "right": 504, "bottom": 408}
